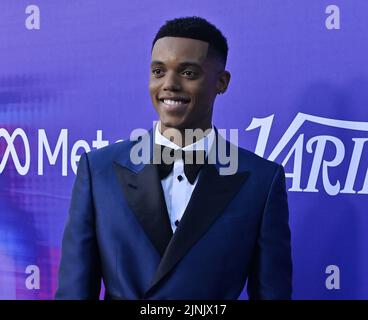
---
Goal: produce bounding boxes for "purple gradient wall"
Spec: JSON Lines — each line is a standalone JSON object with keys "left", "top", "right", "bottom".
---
{"left": 0, "top": 0, "right": 367, "bottom": 299}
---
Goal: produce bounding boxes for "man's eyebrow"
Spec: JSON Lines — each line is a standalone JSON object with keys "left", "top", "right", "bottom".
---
{"left": 150, "top": 61, "right": 203, "bottom": 69}
{"left": 151, "top": 60, "right": 164, "bottom": 66}
{"left": 178, "top": 62, "right": 202, "bottom": 69}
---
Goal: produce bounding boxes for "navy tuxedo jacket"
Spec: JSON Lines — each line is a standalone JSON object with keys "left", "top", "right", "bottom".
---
{"left": 56, "top": 127, "right": 292, "bottom": 300}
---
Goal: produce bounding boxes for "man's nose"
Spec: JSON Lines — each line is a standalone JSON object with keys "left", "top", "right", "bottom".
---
{"left": 163, "top": 71, "right": 181, "bottom": 91}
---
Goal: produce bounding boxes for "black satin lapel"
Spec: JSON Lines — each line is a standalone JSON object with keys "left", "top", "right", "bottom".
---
{"left": 145, "top": 163, "right": 250, "bottom": 295}
{"left": 113, "top": 162, "right": 173, "bottom": 256}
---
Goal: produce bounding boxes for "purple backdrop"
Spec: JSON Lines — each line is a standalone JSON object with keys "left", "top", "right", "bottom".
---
{"left": 1, "top": 0, "right": 367, "bottom": 299}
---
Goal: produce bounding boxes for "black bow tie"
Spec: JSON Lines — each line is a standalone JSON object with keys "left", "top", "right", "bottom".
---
{"left": 154, "top": 144, "right": 207, "bottom": 184}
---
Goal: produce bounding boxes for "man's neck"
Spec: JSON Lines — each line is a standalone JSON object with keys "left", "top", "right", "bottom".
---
{"left": 158, "top": 122, "right": 213, "bottom": 148}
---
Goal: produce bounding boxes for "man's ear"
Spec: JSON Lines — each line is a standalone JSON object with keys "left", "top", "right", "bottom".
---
{"left": 217, "top": 70, "right": 231, "bottom": 94}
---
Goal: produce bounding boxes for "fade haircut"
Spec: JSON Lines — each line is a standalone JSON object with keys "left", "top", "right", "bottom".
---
{"left": 152, "top": 16, "right": 228, "bottom": 67}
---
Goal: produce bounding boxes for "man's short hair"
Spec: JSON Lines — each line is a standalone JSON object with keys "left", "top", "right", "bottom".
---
{"left": 152, "top": 16, "right": 228, "bottom": 67}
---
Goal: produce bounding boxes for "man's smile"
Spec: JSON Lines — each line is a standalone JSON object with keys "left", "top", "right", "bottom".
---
{"left": 158, "top": 96, "right": 191, "bottom": 112}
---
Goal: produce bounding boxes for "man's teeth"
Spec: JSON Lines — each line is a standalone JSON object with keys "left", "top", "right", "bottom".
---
{"left": 163, "top": 99, "right": 188, "bottom": 105}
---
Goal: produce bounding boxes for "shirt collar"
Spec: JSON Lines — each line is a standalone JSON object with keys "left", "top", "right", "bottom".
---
{"left": 154, "top": 121, "right": 215, "bottom": 157}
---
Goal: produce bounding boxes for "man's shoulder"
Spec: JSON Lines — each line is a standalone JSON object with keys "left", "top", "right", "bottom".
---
{"left": 237, "top": 145, "right": 281, "bottom": 175}
{"left": 84, "top": 139, "right": 134, "bottom": 173}
{"left": 216, "top": 129, "right": 281, "bottom": 176}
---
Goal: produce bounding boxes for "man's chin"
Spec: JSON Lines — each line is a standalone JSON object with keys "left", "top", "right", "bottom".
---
{"left": 158, "top": 117, "right": 188, "bottom": 130}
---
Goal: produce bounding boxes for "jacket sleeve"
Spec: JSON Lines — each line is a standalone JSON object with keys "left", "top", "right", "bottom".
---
{"left": 247, "top": 164, "right": 292, "bottom": 299}
{"left": 55, "top": 152, "right": 101, "bottom": 299}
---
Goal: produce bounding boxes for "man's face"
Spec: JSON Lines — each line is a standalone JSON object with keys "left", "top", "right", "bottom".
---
{"left": 149, "top": 37, "right": 223, "bottom": 131}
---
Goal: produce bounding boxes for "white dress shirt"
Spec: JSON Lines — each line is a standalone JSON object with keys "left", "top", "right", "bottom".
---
{"left": 154, "top": 121, "right": 215, "bottom": 233}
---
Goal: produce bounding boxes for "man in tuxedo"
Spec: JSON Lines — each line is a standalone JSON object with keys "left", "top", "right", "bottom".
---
{"left": 56, "top": 16, "right": 292, "bottom": 300}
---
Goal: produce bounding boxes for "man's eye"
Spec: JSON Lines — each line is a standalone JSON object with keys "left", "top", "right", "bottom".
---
{"left": 182, "top": 70, "right": 196, "bottom": 77}
{"left": 152, "top": 69, "right": 164, "bottom": 76}
{"left": 183, "top": 70, "right": 197, "bottom": 78}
